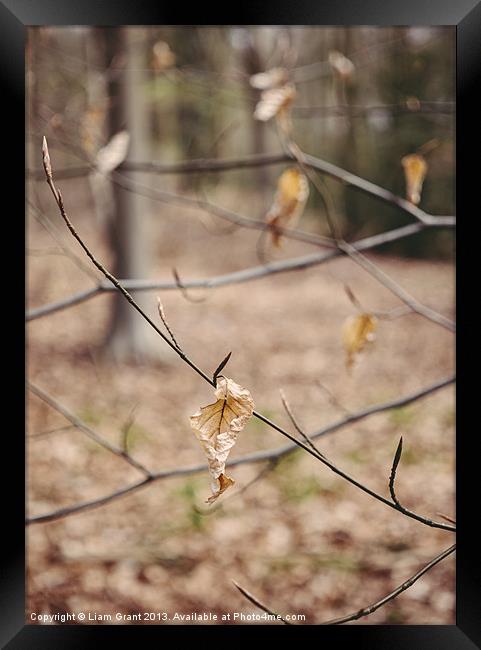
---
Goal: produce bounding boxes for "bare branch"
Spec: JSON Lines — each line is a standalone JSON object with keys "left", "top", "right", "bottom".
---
{"left": 338, "top": 240, "right": 455, "bottom": 332}
{"left": 27, "top": 221, "right": 450, "bottom": 322}
{"left": 28, "top": 382, "right": 151, "bottom": 478}
{"left": 321, "top": 544, "right": 456, "bottom": 625}
{"left": 157, "top": 297, "right": 183, "bottom": 352}
{"left": 232, "top": 581, "right": 291, "bottom": 625}
{"left": 437, "top": 513, "right": 456, "bottom": 525}
{"left": 32, "top": 143, "right": 454, "bottom": 533}
{"left": 28, "top": 424, "right": 76, "bottom": 439}
{"left": 27, "top": 376, "right": 454, "bottom": 525}
{"left": 172, "top": 267, "right": 207, "bottom": 303}
{"left": 234, "top": 544, "right": 455, "bottom": 625}
{"left": 30, "top": 147, "right": 455, "bottom": 228}
{"left": 280, "top": 388, "right": 323, "bottom": 457}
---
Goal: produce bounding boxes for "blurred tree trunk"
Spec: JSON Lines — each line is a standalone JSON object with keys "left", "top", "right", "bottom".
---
{"left": 102, "top": 27, "right": 168, "bottom": 364}
{"left": 241, "top": 31, "right": 268, "bottom": 189}
{"left": 339, "top": 28, "right": 362, "bottom": 238}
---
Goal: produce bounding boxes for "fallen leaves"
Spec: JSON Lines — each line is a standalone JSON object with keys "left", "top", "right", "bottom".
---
{"left": 342, "top": 313, "right": 378, "bottom": 369}
{"left": 190, "top": 377, "right": 254, "bottom": 504}
{"left": 266, "top": 168, "right": 309, "bottom": 247}
{"left": 401, "top": 153, "right": 428, "bottom": 205}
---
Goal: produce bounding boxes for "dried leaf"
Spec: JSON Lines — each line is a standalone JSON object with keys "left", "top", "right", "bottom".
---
{"left": 95, "top": 131, "right": 130, "bottom": 174}
{"left": 152, "top": 40, "right": 176, "bottom": 71}
{"left": 342, "top": 313, "right": 377, "bottom": 369}
{"left": 190, "top": 377, "right": 254, "bottom": 504}
{"left": 328, "top": 50, "right": 355, "bottom": 80}
{"left": 253, "top": 84, "right": 296, "bottom": 125}
{"left": 401, "top": 153, "right": 428, "bottom": 205}
{"left": 250, "top": 67, "right": 289, "bottom": 90}
{"left": 266, "top": 168, "right": 309, "bottom": 247}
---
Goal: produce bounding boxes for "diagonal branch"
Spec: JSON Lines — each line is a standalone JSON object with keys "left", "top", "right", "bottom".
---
{"left": 29, "top": 146, "right": 455, "bottom": 228}
{"left": 338, "top": 240, "right": 455, "bottom": 332}
{"left": 27, "top": 221, "right": 451, "bottom": 322}
{"left": 234, "top": 544, "right": 455, "bottom": 625}
{"left": 28, "top": 382, "right": 151, "bottom": 478}
{"left": 26, "top": 376, "right": 454, "bottom": 525}
{"left": 232, "top": 581, "right": 292, "bottom": 625}
{"left": 33, "top": 140, "right": 454, "bottom": 534}
{"left": 321, "top": 544, "right": 456, "bottom": 624}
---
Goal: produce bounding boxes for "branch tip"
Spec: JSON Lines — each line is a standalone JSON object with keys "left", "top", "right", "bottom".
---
{"left": 213, "top": 351, "right": 232, "bottom": 385}
{"left": 42, "top": 136, "right": 52, "bottom": 179}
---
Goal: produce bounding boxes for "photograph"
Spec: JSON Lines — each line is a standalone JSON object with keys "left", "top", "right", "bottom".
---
{"left": 26, "top": 24, "right": 457, "bottom": 628}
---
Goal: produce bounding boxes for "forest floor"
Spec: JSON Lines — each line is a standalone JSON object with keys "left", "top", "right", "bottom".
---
{"left": 27, "top": 181, "right": 455, "bottom": 625}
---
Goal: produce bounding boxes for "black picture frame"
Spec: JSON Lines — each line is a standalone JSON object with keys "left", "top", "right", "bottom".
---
{"left": 4, "top": 0, "right": 480, "bottom": 646}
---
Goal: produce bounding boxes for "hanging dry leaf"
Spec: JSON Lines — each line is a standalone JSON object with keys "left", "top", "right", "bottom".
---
{"left": 342, "top": 313, "right": 378, "bottom": 369}
{"left": 401, "top": 153, "right": 428, "bottom": 205}
{"left": 190, "top": 377, "right": 254, "bottom": 504}
{"left": 95, "top": 131, "right": 130, "bottom": 174}
{"left": 328, "top": 50, "right": 355, "bottom": 80}
{"left": 266, "top": 167, "right": 309, "bottom": 247}
{"left": 152, "top": 40, "right": 176, "bottom": 72}
{"left": 253, "top": 83, "right": 296, "bottom": 132}
{"left": 250, "top": 67, "right": 289, "bottom": 90}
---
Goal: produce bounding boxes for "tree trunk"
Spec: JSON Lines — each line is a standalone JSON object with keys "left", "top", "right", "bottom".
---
{"left": 102, "top": 27, "right": 173, "bottom": 364}
{"left": 241, "top": 30, "right": 269, "bottom": 190}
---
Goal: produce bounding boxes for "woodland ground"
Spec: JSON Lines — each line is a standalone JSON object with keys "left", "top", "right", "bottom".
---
{"left": 27, "top": 180, "right": 455, "bottom": 625}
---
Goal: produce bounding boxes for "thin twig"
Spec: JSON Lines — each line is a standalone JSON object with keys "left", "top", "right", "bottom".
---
{"left": 172, "top": 268, "right": 207, "bottom": 303}
{"left": 157, "top": 297, "right": 183, "bottom": 352}
{"left": 315, "top": 381, "right": 352, "bottom": 416}
{"left": 321, "top": 544, "right": 456, "bottom": 624}
{"left": 232, "top": 581, "right": 291, "bottom": 625}
{"left": 280, "top": 388, "right": 323, "bottom": 457}
{"left": 234, "top": 544, "right": 455, "bottom": 625}
{"left": 120, "top": 404, "right": 138, "bottom": 454}
{"left": 28, "top": 200, "right": 99, "bottom": 282}
{"left": 338, "top": 240, "right": 455, "bottom": 332}
{"left": 28, "top": 424, "right": 76, "bottom": 439}
{"left": 437, "top": 513, "right": 456, "bottom": 525}
{"left": 28, "top": 382, "right": 151, "bottom": 478}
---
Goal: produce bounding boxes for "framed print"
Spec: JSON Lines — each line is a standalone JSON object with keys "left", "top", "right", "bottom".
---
{"left": 2, "top": 0, "right": 480, "bottom": 646}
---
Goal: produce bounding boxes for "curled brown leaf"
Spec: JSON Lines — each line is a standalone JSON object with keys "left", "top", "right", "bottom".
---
{"left": 190, "top": 377, "right": 254, "bottom": 504}
{"left": 266, "top": 167, "right": 309, "bottom": 248}
{"left": 401, "top": 153, "right": 428, "bottom": 205}
{"left": 342, "top": 313, "right": 378, "bottom": 369}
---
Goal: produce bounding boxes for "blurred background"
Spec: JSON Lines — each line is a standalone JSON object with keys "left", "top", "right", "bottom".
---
{"left": 27, "top": 26, "right": 455, "bottom": 625}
